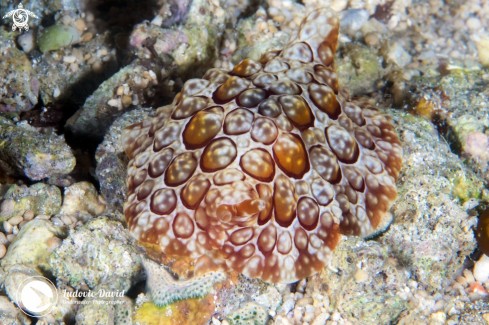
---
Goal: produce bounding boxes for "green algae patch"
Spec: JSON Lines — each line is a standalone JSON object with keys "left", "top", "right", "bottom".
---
{"left": 38, "top": 25, "right": 80, "bottom": 52}
{"left": 227, "top": 302, "right": 269, "bottom": 325}
{"left": 346, "top": 294, "right": 408, "bottom": 324}
{"left": 231, "top": 16, "right": 287, "bottom": 64}
{"left": 134, "top": 296, "right": 215, "bottom": 325}
{"left": 0, "top": 183, "right": 62, "bottom": 222}
{"left": 336, "top": 42, "right": 384, "bottom": 96}
{"left": 452, "top": 172, "right": 483, "bottom": 203}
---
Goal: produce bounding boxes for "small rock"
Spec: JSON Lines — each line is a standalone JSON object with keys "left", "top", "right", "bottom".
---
{"left": 36, "top": 214, "right": 52, "bottom": 220}
{"left": 60, "top": 182, "right": 103, "bottom": 217}
{"left": 2, "top": 222, "right": 12, "bottom": 234}
{"left": 311, "top": 313, "right": 330, "bottom": 325}
{"left": 0, "top": 183, "right": 62, "bottom": 221}
{"left": 61, "top": 215, "right": 73, "bottom": 225}
{"left": 296, "top": 297, "right": 313, "bottom": 307}
{"left": 7, "top": 216, "right": 22, "bottom": 226}
{"left": 339, "top": 9, "right": 369, "bottom": 35}
{"left": 473, "top": 254, "right": 489, "bottom": 283}
{"left": 303, "top": 312, "right": 315, "bottom": 322}
{"left": 297, "top": 278, "right": 307, "bottom": 293}
{"left": 0, "top": 122, "right": 75, "bottom": 180}
{"left": 49, "top": 217, "right": 144, "bottom": 291}
{"left": 364, "top": 32, "right": 380, "bottom": 47}
{"left": 17, "top": 30, "right": 36, "bottom": 53}
{"left": 386, "top": 42, "right": 412, "bottom": 67}
{"left": 23, "top": 210, "right": 34, "bottom": 221}
{"left": 467, "top": 282, "right": 488, "bottom": 296}
{"left": 94, "top": 107, "right": 155, "bottom": 209}
{"left": 466, "top": 17, "right": 482, "bottom": 30}
{"left": 463, "top": 269, "right": 475, "bottom": 284}
{"left": 0, "top": 36, "right": 39, "bottom": 112}
{"left": 331, "top": 312, "right": 341, "bottom": 321}
{"left": 417, "top": 50, "right": 435, "bottom": 60}
{"left": 66, "top": 61, "right": 160, "bottom": 140}
{"left": 277, "top": 299, "right": 295, "bottom": 315}
{"left": 354, "top": 269, "right": 369, "bottom": 283}
{"left": 0, "top": 245, "right": 6, "bottom": 259}
{"left": 476, "top": 36, "right": 489, "bottom": 67}
{"left": 1, "top": 219, "right": 65, "bottom": 273}
{"left": 0, "top": 233, "right": 7, "bottom": 245}
{"left": 430, "top": 311, "right": 446, "bottom": 324}
{"left": 456, "top": 275, "right": 468, "bottom": 287}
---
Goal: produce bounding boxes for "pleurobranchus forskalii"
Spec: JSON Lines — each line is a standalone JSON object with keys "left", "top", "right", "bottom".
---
{"left": 122, "top": 7, "right": 403, "bottom": 284}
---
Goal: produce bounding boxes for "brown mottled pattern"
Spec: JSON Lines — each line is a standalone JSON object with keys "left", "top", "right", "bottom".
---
{"left": 122, "top": 8, "right": 402, "bottom": 283}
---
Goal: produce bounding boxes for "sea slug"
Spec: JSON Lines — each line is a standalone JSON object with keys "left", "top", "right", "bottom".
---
{"left": 122, "top": 7, "right": 402, "bottom": 284}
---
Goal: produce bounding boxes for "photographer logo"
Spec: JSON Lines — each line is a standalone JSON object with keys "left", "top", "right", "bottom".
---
{"left": 3, "top": 3, "right": 38, "bottom": 32}
{"left": 15, "top": 276, "right": 58, "bottom": 317}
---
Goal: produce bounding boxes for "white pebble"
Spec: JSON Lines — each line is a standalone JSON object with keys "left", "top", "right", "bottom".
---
{"left": 8, "top": 216, "right": 23, "bottom": 225}
{"left": 51, "top": 217, "right": 64, "bottom": 227}
{"left": 70, "top": 63, "right": 79, "bottom": 72}
{"left": 387, "top": 43, "right": 412, "bottom": 67}
{"left": 466, "top": 17, "right": 481, "bottom": 30}
{"left": 476, "top": 36, "right": 489, "bottom": 67}
{"left": 0, "top": 233, "right": 7, "bottom": 245}
{"left": 354, "top": 269, "right": 369, "bottom": 283}
{"left": 0, "top": 244, "right": 6, "bottom": 259}
{"left": 474, "top": 254, "right": 489, "bottom": 283}
{"left": 108, "top": 99, "right": 119, "bottom": 107}
{"left": 87, "top": 56, "right": 97, "bottom": 65}
{"left": 433, "top": 299, "right": 445, "bottom": 312}
{"left": 3, "top": 222, "right": 13, "bottom": 234}
{"left": 12, "top": 226, "right": 19, "bottom": 235}
{"left": 311, "top": 313, "right": 330, "bottom": 325}
{"left": 53, "top": 87, "right": 61, "bottom": 98}
{"left": 17, "top": 30, "right": 36, "bottom": 53}
{"left": 303, "top": 312, "right": 315, "bottom": 322}
{"left": 61, "top": 15, "right": 73, "bottom": 25}
{"left": 63, "top": 55, "right": 77, "bottom": 63}
{"left": 61, "top": 215, "right": 72, "bottom": 225}
{"left": 297, "top": 279, "right": 307, "bottom": 293}
{"left": 35, "top": 215, "right": 51, "bottom": 220}
{"left": 96, "top": 48, "right": 108, "bottom": 57}
{"left": 463, "top": 269, "right": 475, "bottom": 284}
{"left": 340, "top": 9, "right": 369, "bottom": 33}
{"left": 151, "top": 15, "right": 163, "bottom": 26}
{"left": 469, "top": 292, "right": 485, "bottom": 302}
{"left": 23, "top": 210, "right": 35, "bottom": 221}
{"left": 92, "top": 60, "right": 103, "bottom": 73}
{"left": 331, "top": 312, "right": 341, "bottom": 321}
{"left": 278, "top": 299, "right": 295, "bottom": 315}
